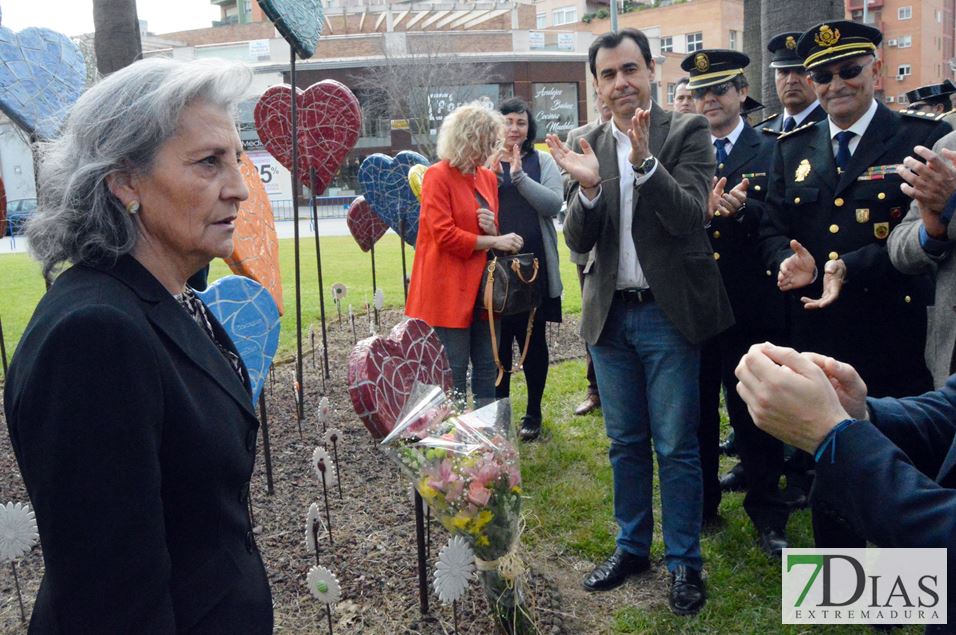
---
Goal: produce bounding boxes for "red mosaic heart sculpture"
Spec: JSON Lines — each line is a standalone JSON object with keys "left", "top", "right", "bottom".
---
{"left": 253, "top": 80, "right": 361, "bottom": 195}
{"left": 346, "top": 195, "right": 389, "bottom": 252}
{"left": 348, "top": 318, "right": 453, "bottom": 439}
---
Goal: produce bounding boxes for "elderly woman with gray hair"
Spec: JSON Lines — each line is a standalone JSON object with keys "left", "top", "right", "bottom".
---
{"left": 3, "top": 58, "right": 273, "bottom": 632}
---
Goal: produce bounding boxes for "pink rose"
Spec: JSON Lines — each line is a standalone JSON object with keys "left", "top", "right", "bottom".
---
{"left": 467, "top": 481, "right": 492, "bottom": 507}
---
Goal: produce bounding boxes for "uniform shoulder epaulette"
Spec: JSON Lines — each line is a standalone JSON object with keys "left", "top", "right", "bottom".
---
{"left": 936, "top": 108, "right": 956, "bottom": 121}
{"left": 753, "top": 112, "right": 779, "bottom": 128}
{"left": 778, "top": 120, "right": 815, "bottom": 139}
{"left": 900, "top": 108, "right": 944, "bottom": 123}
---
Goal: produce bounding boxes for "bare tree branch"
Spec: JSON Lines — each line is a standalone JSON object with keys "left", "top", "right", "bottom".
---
{"left": 349, "top": 35, "right": 500, "bottom": 158}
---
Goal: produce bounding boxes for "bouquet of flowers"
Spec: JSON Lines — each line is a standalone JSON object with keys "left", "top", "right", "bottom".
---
{"left": 381, "top": 384, "right": 536, "bottom": 634}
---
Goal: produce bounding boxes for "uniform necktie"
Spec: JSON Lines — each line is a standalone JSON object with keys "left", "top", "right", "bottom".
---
{"left": 783, "top": 116, "right": 796, "bottom": 132}
{"left": 714, "top": 138, "right": 730, "bottom": 166}
{"left": 834, "top": 130, "right": 856, "bottom": 172}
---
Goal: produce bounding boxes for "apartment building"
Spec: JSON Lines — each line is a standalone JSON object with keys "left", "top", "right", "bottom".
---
{"left": 847, "top": 0, "right": 956, "bottom": 109}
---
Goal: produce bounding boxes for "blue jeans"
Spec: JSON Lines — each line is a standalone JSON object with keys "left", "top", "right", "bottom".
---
{"left": 433, "top": 320, "right": 498, "bottom": 408}
{"left": 589, "top": 299, "right": 702, "bottom": 572}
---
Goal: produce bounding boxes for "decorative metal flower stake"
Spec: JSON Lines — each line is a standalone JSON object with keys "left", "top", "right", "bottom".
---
{"left": 305, "top": 502, "right": 325, "bottom": 565}
{"left": 331, "top": 283, "right": 347, "bottom": 325}
{"left": 306, "top": 565, "right": 341, "bottom": 635}
{"left": 324, "top": 428, "right": 344, "bottom": 499}
{"left": 434, "top": 536, "right": 475, "bottom": 635}
{"left": 0, "top": 502, "right": 38, "bottom": 622}
{"left": 312, "top": 447, "right": 336, "bottom": 544}
{"left": 349, "top": 305, "right": 357, "bottom": 344}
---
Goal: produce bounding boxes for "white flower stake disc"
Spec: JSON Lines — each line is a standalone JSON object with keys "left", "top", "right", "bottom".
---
{"left": 434, "top": 535, "right": 475, "bottom": 605}
{"left": 331, "top": 283, "right": 348, "bottom": 301}
{"left": 323, "top": 427, "right": 342, "bottom": 448}
{"left": 305, "top": 502, "right": 325, "bottom": 554}
{"left": 311, "top": 447, "right": 338, "bottom": 486}
{"left": 307, "top": 565, "right": 342, "bottom": 605}
{"left": 373, "top": 288, "right": 384, "bottom": 311}
{"left": 0, "top": 502, "right": 37, "bottom": 562}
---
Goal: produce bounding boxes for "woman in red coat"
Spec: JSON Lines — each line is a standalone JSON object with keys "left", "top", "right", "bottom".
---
{"left": 406, "top": 102, "right": 523, "bottom": 406}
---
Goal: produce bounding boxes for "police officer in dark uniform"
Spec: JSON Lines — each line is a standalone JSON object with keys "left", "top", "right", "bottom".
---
{"left": 680, "top": 49, "right": 789, "bottom": 556}
{"left": 754, "top": 32, "right": 827, "bottom": 136}
{"left": 906, "top": 80, "right": 956, "bottom": 129}
{"left": 758, "top": 20, "right": 951, "bottom": 546}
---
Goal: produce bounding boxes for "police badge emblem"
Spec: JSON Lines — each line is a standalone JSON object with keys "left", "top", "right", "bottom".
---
{"left": 795, "top": 159, "right": 812, "bottom": 182}
{"left": 695, "top": 53, "right": 710, "bottom": 72}
{"left": 874, "top": 222, "right": 889, "bottom": 239}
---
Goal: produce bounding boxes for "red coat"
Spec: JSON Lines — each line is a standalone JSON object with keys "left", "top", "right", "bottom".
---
{"left": 406, "top": 160, "right": 499, "bottom": 328}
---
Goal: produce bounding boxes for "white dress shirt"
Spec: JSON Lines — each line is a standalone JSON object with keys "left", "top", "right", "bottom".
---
{"left": 576, "top": 118, "right": 656, "bottom": 289}
{"left": 828, "top": 99, "right": 879, "bottom": 158}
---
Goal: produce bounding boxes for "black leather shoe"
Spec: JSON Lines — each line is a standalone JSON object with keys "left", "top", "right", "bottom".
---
{"left": 669, "top": 565, "right": 706, "bottom": 615}
{"left": 582, "top": 548, "right": 650, "bottom": 592}
{"left": 758, "top": 528, "right": 788, "bottom": 558}
{"left": 518, "top": 415, "right": 541, "bottom": 442}
{"left": 719, "top": 465, "right": 747, "bottom": 492}
{"left": 574, "top": 393, "right": 601, "bottom": 416}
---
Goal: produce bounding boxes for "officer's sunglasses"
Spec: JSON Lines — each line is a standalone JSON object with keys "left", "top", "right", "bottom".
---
{"left": 691, "top": 82, "right": 733, "bottom": 100}
{"left": 809, "top": 59, "right": 873, "bottom": 84}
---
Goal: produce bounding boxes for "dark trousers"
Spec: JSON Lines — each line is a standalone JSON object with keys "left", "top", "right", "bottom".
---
{"left": 577, "top": 264, "right": 598, "bottom": 395}
{"left": 495, "top": 311, "right": 549, "bottom": 418}
{"left": 699, "top": 326, "right": 788, "bottom": 531}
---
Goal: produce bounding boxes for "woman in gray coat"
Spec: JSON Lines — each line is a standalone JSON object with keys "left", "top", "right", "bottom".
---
{"left": 493, "top": 97, "right": 564, "bottom": 441}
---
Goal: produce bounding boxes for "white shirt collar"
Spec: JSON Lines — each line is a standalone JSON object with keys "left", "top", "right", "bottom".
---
{"left": 711, "top": 116, "right": 746, "bottom": 146}
{"left": 828, "top": 99, "right": 879, "bottom": 140}
{"left": 784, "top": 100, "right": 821, "bottom": 125}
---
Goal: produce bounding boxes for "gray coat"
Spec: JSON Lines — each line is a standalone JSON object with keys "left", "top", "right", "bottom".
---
{"left": 888, "top": 131, "right": 956, "bottom": 388}
{"left": 563, "top": 103, "right": 734, "bottom": 345}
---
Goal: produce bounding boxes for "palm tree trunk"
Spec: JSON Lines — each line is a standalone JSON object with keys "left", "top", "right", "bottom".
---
{"left": 93, "top": 0, "right": 142, "bottom": 76}
{"left": 759, "top": 0, "right": 844, "bottom": 112}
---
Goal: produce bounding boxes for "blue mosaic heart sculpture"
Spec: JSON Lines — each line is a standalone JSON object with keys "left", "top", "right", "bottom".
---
{"left": 256, "top": 0, "right": 323, "bottom": 59}
{"left": 358, "top": 151, "right": 430, "bottom": 247}
{"left": 197, "top": 275, "right": 281, "bottom": 405}
{"left": 0, "top": 26, "right": 85, "bottom": 140}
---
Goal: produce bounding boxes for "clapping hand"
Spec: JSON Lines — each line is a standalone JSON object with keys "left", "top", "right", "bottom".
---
{"left": 735, "top": 343, "right": 852, "bottom": 455}
{"left": 898, "top": 145, "right": 956, "bottom": 239}
{"left": 801, "top": 258, "right": 846, "bottom": 310}
{"left": 778, "top": 239, "right": 817, "bottom": 291}
{"left": 544, "top": 134, "right": 601, "bottom": 190}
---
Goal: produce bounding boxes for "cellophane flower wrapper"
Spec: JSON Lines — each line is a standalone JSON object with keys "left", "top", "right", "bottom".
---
{"left": 381, "top": 384, "right": 536, "bottom": 634}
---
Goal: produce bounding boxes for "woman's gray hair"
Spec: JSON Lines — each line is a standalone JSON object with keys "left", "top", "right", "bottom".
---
{"left": 28, "top": 57, "right": 254, "bottom": 279}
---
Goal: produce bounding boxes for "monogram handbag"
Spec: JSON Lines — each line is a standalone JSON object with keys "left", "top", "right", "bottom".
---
{"left": 473, "top": 190, "right": 541, "bottom": 385}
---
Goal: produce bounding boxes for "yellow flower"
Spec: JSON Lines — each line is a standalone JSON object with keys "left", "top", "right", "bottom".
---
{"left": 476, "top": 535, "right": 490, "bottom": 547}
{"left": 418, "top": 480, "right": 439, "bottom": 503}
{"left": 471, "top": 510, "right": 493, "bottom": 532}
{"left": 450, "top": 511, "right": 472, "bottom": 531}
{"left": 511, "top": 486, "right": 522, "bottom": 495}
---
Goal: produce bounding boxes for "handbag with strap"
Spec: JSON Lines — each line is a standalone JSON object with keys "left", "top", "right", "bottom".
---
{"left": 473, "top": 190, "right": 541, "bottom": 386}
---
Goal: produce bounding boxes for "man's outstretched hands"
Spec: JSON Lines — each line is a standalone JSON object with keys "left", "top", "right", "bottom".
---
{"left": 735, "top": 343, "right": 858, "bottom": 455}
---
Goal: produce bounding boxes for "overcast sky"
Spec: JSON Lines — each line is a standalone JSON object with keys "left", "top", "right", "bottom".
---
{"left": 3, "top": 0, "right": 221, "bottom": 37}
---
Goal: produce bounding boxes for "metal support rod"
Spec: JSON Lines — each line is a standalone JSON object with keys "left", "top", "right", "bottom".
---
{"left": 289, "top": 47, "right": 305, "bottom": 422}
{"left": 414, "top": 491, "right": 429, "bottom": 615}
{"left": 258, "top": 390, "right": 275, "bottom": 495}
{"left": 309, "top": 168, "right": 331, "bottom": 380}
{"left": 399, "top": 217, "right": 408, "bottom": 303}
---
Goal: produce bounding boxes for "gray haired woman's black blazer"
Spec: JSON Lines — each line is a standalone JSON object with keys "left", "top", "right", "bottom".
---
{"left": 4, "top": 255, "right": 272, "bottom": 633}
